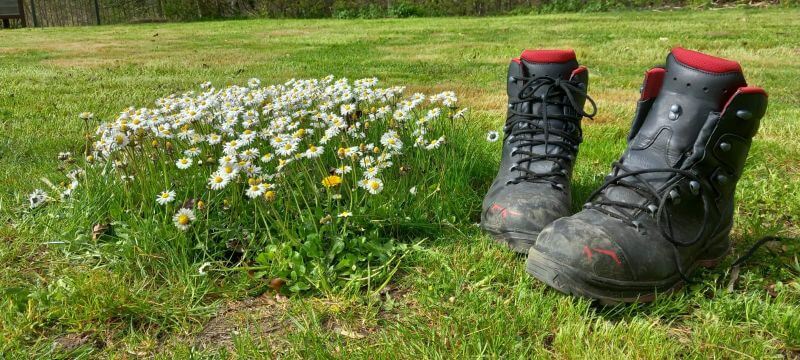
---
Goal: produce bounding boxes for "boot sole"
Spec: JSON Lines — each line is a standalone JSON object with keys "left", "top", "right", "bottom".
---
{"left": 484, "top": 229, "right": 538, "bottom": 255}
{"left": 525, "top": 242, "right": 728, "bottom": 305}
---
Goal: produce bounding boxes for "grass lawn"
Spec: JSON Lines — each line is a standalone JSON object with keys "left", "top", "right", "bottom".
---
{"left": 1, "top": 7, "right": 799, "bottom": 358}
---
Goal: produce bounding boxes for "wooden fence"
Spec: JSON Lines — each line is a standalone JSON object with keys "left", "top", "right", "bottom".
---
{"left": 19, "top": 0, "right": 164, "bottom": 27}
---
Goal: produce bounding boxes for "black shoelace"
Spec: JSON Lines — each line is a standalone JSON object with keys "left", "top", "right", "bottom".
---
{"left": 585, "top": 161, "right": 711, "bottom": 248}
{"left": 505, "top": 76, "right": 596, "bottom": 187}
{"left": 585, "top": 162, "right": 780, "bottom": 282}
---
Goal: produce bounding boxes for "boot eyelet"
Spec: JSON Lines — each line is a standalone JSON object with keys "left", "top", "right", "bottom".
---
{"left": 719, "top": 142, "right": 731, "bottom": 152}
{"left": 669, "top": 189, "right": 681, "bottom": 204}
{"left": 689, "top": 181, "right": 700, "bottom": 195}
{"left": 736, "top": 110, "right": 753, "bottom": 120}
{"left": 647, "top": 204, "right": 658, "bottom": 213}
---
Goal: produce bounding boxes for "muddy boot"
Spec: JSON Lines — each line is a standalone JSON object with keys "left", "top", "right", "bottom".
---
{"left": 482, "top": 49, "right": 596, "bottom": 254}
{"left": 526, "top": 47, "right": 768, "bottom": 303}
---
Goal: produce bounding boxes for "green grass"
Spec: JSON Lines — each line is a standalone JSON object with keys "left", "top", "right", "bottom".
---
{"left": 1, "top": 8, "right": 799, "bottom": 358}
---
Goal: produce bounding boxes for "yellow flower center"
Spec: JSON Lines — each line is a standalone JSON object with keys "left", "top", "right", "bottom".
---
{"left": 177, "top": 215, "right": 190, "bottom": 225}
{"left": 369, "top": 182, "right": 380, "bottom": 190}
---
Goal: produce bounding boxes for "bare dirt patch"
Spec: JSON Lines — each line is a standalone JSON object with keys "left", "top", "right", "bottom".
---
{"left": 191, "top": 292, "right": 292, "bottom": 351}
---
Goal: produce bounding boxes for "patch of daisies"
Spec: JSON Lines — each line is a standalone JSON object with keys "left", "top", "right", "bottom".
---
{"left": 31, "top": 76, "right": 466, "bottom": 235}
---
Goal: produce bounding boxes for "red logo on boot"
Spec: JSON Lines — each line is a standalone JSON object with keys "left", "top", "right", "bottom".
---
{"left": 490, "top": 203, "right": 522, "bottom": 219}
{"left": 583, "top": 245, "right": 622, "bottom": 266}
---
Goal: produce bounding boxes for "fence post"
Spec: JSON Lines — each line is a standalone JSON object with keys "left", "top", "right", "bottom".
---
{"left": 29, "top": 0, "right": 38, "bottom": 27}
{"left": 17, "top": 0, "right": 27, "bottom": 27}
{"left": 94, "top": 0, "right": 100, "bottom": 25}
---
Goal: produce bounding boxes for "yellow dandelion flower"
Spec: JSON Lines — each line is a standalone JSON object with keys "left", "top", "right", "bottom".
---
{"left": 322, "top": 175, "right": 342, "bottom": 188}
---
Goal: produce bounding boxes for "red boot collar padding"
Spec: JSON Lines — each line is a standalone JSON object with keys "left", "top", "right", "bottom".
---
{"left": 640, "top": 67, "right": 666, "bottom": 101}
{"left": 671, "top": 47, "right": 742, "bottom": 74}
{"left": 570, "top": 65, "right": 587, "bottom": 79}
{"left": 520, "top": 49, "right": 576, "bottom": 63}
{"left": 722, "top": 86, "right": 768, "bottom": 112}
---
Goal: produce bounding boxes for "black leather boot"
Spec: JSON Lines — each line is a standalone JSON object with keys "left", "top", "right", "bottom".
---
{"left": 482, "top": 49, "right": 596, "bottom": 253}
{"left": 526, "top": 47, "right": 768, "bottom": 303}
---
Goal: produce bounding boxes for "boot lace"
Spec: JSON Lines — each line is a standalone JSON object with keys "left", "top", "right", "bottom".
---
{"left": 585, "top": 161, "right": 712, "bottom": 247}
{"left": 505, "top": 76, "right": 596, "bottom": 187}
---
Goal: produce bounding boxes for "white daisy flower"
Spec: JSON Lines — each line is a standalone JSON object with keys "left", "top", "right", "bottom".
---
{"left": 223, "top": 140, "right": 241, "bottom": 155}
{"left": 359, "top": 155, "right": 375, "bottom": 168}
{"left": 409, "top": 186, "right": 417, "bottom": 195}
{"left": 239, "top": 148, "right": 260, "bottom": 161}
{"left": 334, "top": 165, "right": 352, "bottom": 175}
{"left": 218, "top": 163, "right": 239, "bottom": 178}
{"left": 360, "top": 178, "right": 384, "bottom": 195}
{"left": 156, "top": 190, "right": 176, "bottom": 205}
{"left": 176, "top": 157, "right": 193, "bottom": 170}
{"left": 338, "top": 211, "right": 353, "bottom": 218}
{"left": 28, "top": 189, "right": 47, "bottom": 209}
{"left": 184, "top": 147, "right": 202, "bottom": 157}
{"left": 275, "top": 141, "right": 298, "bottom": 156}
{"left": 425, "top": 136, "right": 446, "bottom": 150}
{"left": 207, "top": 133, "right": 222, "bottom": 145}
{"left": 340, "top": 103, "right": 356, "bottom": 116}
{"left": 208, "top": 172, "right": 231, "bottom": 190}
{"left": 303, "top": 145, "right": 324, "bottom": 159}
{"left": 173, "top": 208, "right": 196, "bottom": 231}
{"left": 363, "top": 166, "right": 379, "bottom": 179}
{"left": 245, "top": 183, "right": 267, "bottom": 199}
{"left": 380, "top": 130, "right": 403, "bottom": 151}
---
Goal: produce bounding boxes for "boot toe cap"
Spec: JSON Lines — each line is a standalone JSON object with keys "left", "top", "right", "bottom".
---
{"left": 532, "top": 215, "right": 636, "bottom": 282}
{"left": 481, "top": 184, "right": 570, "bottom": 235}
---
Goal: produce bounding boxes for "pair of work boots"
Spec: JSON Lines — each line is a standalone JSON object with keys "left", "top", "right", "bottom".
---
{"left": 482, "top": 47, "right": 768, "bottom": 304}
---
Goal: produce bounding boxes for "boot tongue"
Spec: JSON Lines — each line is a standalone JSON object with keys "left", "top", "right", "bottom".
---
{"left": 604, "top": 48, "right": 747, "bottom": 210}
{"left": 519, "top": 49, "right": 579, "bottom": 80}
{"left": 514, "top": 49, "right": 582, "bottom": 175}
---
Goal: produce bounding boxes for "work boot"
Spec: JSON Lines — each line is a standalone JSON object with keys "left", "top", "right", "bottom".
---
{"left": 526, "top": 47, "right": 768, "bottom": 303}
{"left": 482, "top": 49, "right": 596, "bottom": 253}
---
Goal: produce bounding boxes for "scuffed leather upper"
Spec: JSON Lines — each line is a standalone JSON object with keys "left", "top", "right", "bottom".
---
{"left": 482, "top": 52, "right": 589, "bottom": 235}
{"left": 533, "top": 48, "right": 768, "bottom": 282}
